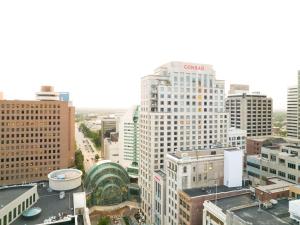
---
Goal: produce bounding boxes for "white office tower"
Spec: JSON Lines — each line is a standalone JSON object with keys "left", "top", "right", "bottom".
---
{"left": 119, "top": 106, "right": 140, "bottom": 168}
{"left": 139, "top": 61, "right": 229, "bottom": 224}
{"left": 287, "top": 86, "right": 299, "bottom": 138}
{"left": 223, "top": 148, "right": 243, "bottom": 187}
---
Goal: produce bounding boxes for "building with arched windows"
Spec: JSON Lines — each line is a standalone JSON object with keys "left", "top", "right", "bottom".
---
{"left": 84, "top": 160, "right": 140, "bottom": 207}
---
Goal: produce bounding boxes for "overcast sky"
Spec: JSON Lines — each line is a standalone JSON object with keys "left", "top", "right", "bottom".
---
{"left": 0, "top": 0, "right": 299, "bottom": 110}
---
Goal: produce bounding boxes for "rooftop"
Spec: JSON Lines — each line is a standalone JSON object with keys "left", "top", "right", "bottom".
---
{"left": 213, "top": 195, "right": 295, "bottom": 225}
{"left": 182, "top": 185, "right": 248, "bottom": 198}
{"left": 0, "top": 185, "right": 33, "bottom": 209}
{"left": 12, "top": 183, "right": 83, "bottom": 225}
{"left": 168, "top": 148, "right": 227, "bottom": 160}
{"left": 256, "top": 178, "right": 294, "bottom": 193}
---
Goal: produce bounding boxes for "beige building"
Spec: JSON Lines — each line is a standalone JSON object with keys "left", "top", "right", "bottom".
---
{"left": 0, "top": 86, "right": 75, "bottom": 186}
{"left": 228, "top": 84, "right": 249, "bottom": 95}
{"left": 226, "top": 93, "right": 272, "bottom": 137}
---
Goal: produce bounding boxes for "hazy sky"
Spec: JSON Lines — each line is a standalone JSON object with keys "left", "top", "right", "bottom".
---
{"left": 0, "top": 0, "right": 299, "bottom": 110}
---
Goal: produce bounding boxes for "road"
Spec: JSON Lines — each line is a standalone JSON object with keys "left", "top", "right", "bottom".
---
{"left": 75, "top": 123, "right": 101, "bottom": 171}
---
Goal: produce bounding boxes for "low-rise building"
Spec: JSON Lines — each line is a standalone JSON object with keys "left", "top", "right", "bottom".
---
{"left": 227, "top": 128, "right": 246, "bottom": 152}
{"left": 247, "top": 144, "right": 300, "bottom": 185}
{"left": 203, "top": 194, "right": 295, "bottom": 225}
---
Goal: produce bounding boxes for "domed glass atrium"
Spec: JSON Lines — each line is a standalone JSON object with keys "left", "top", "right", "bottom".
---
{"left": 84, "top": 160, "right": 139, "bottom": 206}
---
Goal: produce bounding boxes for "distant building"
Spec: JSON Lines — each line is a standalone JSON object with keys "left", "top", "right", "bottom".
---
{"left": 287, "top": 72, "right": 300, "bottom": 139}
{"left": 0, "top": 86, "right": 75, "bottom": 186}
{"left": 228, "top": 84, "right": 249, "bottom": 95}
{"left": 226, "top": 92, "right": 273, "bottom": 137}
{"left": 119, "top": 106, "right": 140, "bottom": 179}
{"left": 59, "top": 92, "right": 70, "bottom": 102}
{"left": 103, "top": 135, "right": 120, "bottom": 164}
{"left": 101, "top": 117, "right": 117, "bottom": 150}
{"left": 246, "top": 136, "right": 288, "bottom": 155}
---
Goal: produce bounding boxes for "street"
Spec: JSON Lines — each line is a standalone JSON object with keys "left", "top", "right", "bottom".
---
{"left": 75, "top": 123, "right": 102, "bottom": 171}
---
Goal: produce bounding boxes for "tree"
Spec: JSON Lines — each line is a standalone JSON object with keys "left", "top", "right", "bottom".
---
{"left": 95, "top": 154, "right": 100, "bottom": 161}
{"left": 75, "top": 150, "right": 85, "bottom": 175}
{"left": 98, "top": 217, "right": 110, "bottom": 225}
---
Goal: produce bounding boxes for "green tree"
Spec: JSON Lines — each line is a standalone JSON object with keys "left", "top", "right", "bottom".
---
{"left": 95, "top": 154, "right": 100, "bottom": 161}
{"left": 98, "top": 217, "right": 110, "bottom": 225}
{"left": 79, "top": 123, "right": 101, "bottom": 148}
{"left": 75, "top": 150, "right": 85, "bottom": 175}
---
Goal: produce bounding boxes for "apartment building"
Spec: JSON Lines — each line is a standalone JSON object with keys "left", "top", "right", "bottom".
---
{"left": 227, "top": 127, "right": 246, "bottom": 151}
{"left": 0, "top": 86, "right": 75, "bottom": 185}
{"left": 247, "top": 144, "right": 300, "bottom": 186}
{"left": 139, "top": 62, "right": 229, "bottom": 224}
{"left": 225, "top": 92, "right": 273, "bottom": 137}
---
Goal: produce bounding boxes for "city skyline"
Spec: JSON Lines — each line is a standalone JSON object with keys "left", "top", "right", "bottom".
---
{"left": 1, "top": 0, "right": 300, "bottom": 110}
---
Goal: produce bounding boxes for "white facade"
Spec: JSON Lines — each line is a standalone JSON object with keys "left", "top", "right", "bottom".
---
{"left": 103, "top": 138, "right": 120, "bottom": 163}
{"left": 119, "top": 106, "right": 140, "bottom": 168}
{"left": 287, "top": 86, "right": 299, "bottom": 138}
{"left": 48, "top": 169, "right": 82, "bottom": 191}
{"left": 165, "top": 149, "right": 228, "bottom": 225}
{"left": 224, "top": 149, "right": 243, "bottom": 188}
{"left": 289, "top": 199, "right": 300, "bottom": 223}
{"left": 0, "top": 185, "right": 39, "bottom": 225}
{"left": 139, "top": 62, "right": 229, "bottom": 224}
{"left": 227, "top": 127, "right": 246, "bottom": 151}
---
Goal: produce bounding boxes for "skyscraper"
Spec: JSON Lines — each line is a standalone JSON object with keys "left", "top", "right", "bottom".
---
{"left": 0, "top": 86, "right": 75, "bottom": 185}
{"left": 287, "top": 86, "right": 298, "bottom": 138}
{"left": 139, "top": 62, "right": 229, "bottom": 224}
{"left": 119, "top": 106, "right": 140, "bottom": 179}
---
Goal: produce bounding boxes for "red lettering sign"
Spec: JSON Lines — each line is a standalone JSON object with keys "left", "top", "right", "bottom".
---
{"left": 184, "top": 64, "right": 206, "bottom": 71}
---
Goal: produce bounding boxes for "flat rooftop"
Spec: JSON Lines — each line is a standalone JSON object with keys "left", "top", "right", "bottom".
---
{"left": 0, "top": 185, "right": 33, "bottom": 209}
{"left": 214, "top": 196, "right": 295, "bottom": 225}
{"left": 168, "top": 148, "right": 228, "bottom": 160}
{"left": 12, "top": 183, "right": 83, "bottom": 225}
{"left": 256, "top": 178, "right": 294, "bottom": 193}
{"left": 182, "top": 185, "right": 248, "bottom": 198}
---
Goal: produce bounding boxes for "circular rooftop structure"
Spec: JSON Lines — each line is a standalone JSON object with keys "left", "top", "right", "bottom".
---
{"left": 48, "top": 169, "right": 82, "bottom": 191}
{"left": 84, "top": 160, "right": 130, "bottom": 206}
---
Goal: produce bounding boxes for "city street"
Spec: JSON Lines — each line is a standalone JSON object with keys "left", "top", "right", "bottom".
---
{"left": 75, "top": 123, "right": 102, "bottom": 171}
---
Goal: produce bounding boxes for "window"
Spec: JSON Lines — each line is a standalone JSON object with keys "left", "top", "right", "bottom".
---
{"left": 288, "top": 174, "right": 296, "bottom": 181}
{"left": 278, "top": 171, "right": 286, "bottom": 177}
{"left": 183, "top": 166, "right": 187, "bottom": 173}
{"left": 288, "top": 163, "right": 296, "bottom": 169}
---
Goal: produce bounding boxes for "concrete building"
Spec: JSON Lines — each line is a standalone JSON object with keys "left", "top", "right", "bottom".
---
{"left": 225, "top": 92, "right": 273, "bottom": 137}
{"left": 287, "top": 71, "right": 300, "bottom": 139}
{"left": 119, "top": 106, "right": 140, "bottom": 168}
{"left": 101, "top": 117, "right": 117, "bottom": 150}
{"left": 139, "top": 62, "right": 229, "bottom": 224}
{"left": 164, "top": 148, "right": 243, "bottom": 225}
{"left": 228, "top": 84, "right": 249, "bottom": 95}
{"left": 0, "top": 184, "right": 39, "bottom": 225}
{"left": 103, "top": 136, "right": 120, "bottom": 163}
{"left": 0, "top": 86, "right": 75, "bottom": 186}
{"left": 227, "top": 127, "right": 246, "bottom": 151}
{"left": 48, "top": 168, "right": 83, "bottom": 191}
{"left": 203, "top": 193, "right": 294, "bottom": 225}
{"left": 178, "top": 186, "right": 250, "bottom": 225}
{"left": 247, "top": 144, "right": 300, "bottom": 186}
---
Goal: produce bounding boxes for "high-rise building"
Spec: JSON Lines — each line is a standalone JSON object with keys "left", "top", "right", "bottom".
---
{"left": 139, "top": 62, "right": 229, "bottom": 224}
{"left": 0, "top": 86, "right": 75, "bottom": 186}
{"left": 226, "top": 93, "right": 273, "bottom": 137}
{"left": 119, "top": 106, "right": 140, "bottom": 168}
{"left": 287, "top": 86, "right": 298, "bottom": 138}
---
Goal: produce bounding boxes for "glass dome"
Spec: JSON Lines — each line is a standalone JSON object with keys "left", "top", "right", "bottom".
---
{"left": 84, "top": 161, "right": 131, "bottom": 206}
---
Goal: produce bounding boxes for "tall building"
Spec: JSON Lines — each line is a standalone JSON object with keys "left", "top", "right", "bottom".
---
{"left": 119, "top": 106, "right": 140, "bottom": 168}
{"left": 228, "top": 84, "right": 249, "bottom": 95}
{"left": 225, "top": 93, "right": 273, "bottom": 137}
{"left": 0, "top": 86, "right": 75, "bottom": 185}
{"left": 139, "top": 62, "right": 229, "bottom": 224}
{"left": 287, "top": 86, "right": 298, "bottom": 138}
